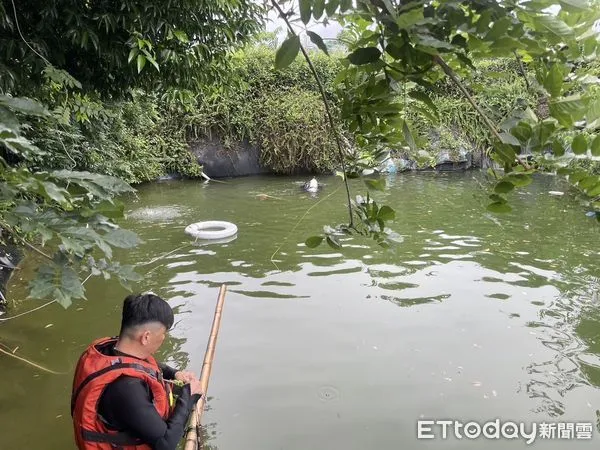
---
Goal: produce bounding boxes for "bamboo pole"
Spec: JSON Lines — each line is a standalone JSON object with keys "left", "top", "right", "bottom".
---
{"left": 183, "top": 284, "right": 228, "bottom": 450}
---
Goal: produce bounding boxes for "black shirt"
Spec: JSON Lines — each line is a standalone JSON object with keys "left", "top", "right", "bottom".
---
{"left": 97, "top": 345, "right": 201, "bottom": 450}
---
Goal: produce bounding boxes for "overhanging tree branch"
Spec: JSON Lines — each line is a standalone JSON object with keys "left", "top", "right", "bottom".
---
{"left": 433, "top": 55, "right": 530, "bottom": 170}
{"left": 270, "top": 0, "right": 354, "bottom": 227}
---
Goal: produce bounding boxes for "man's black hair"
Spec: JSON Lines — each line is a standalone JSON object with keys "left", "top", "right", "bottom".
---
{"left": 119, "top": 293, "right": 174, "bottom": 337}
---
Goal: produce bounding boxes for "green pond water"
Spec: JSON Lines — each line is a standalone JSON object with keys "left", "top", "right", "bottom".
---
{"left": 1, "top": 172, "right": 600, "bottom": 449}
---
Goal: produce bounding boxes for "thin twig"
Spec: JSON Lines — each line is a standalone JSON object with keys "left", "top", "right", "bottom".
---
{"left": 10, "top": 0, "right": 51, "bottom": 66}
{"left": 514, "top": 51, "right": 531, "bottom": 90}
{"left": 0, "top": 346, "right": 64, "bottom": 374}
{"left": 0, "top": 220, "right": 53, "bottom": 260}
{"left": 0, "top": 237, "right": 98, "bottom": 321}
{"left": 270, "top": 0, "right": 354, "bottom": 227}
{"left": 270, "top": 183, "right": 343, "bottom": 270}
{"left": 433, "top": 55, "right": 530, "bottom": 170}
{"left": 138, "top": 243, "right": 192, "bottom": 267}
{"left": 17, "top": 235, "right": 53, "bottom": 260}
{"left": 0, "top": 300, "right": 56, "bottom": 321}
{"left": 82, "top": 273, "right": 93, "bottom": 285}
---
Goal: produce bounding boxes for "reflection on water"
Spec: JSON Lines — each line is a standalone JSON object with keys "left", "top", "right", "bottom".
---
{"left": 1, "top": 172, "right": 599, "bottom": 449}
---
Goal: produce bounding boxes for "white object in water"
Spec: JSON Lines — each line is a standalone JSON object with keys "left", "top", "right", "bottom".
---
{"left": 304, "top": 177, "right": 319, "bottom": 192}
{"left": 548, "top": 191, "right": 564, "bottom": 196}
{"left": 185, "top": 221, "right": 238, "bottom": 240}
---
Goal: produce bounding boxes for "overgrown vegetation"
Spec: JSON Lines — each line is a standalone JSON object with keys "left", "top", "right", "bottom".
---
{"left": 27, "top": 91, "right": 203, "bottom": 184}
{"left": 21, "top": 51, "right": 542, "bottom": 183}
{"left": 191, "top": 44, "right": 344, "bottom": 174}
{"left": 0, "top": 0, "right": 264, "bottom": 307}
{"left": 271, "top": 0, "right": 600, "bottom": 249}
{"left": 16, "top": 44, "right": 345, "bottom": 180}
{"left": 407, "top": 58, "right": 538, "bottom": 164}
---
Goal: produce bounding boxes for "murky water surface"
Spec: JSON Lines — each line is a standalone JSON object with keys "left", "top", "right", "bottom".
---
{"left": 1, "top": 172, "right": 599, "bottom": 449}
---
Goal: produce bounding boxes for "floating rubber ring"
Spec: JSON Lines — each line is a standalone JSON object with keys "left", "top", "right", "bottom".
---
{"left": 185, "top": 221, "right": 238, "bottom": 240}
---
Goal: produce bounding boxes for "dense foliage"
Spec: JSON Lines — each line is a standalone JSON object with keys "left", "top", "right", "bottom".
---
{"left": 0, "top": 95, "right": 142, "bottom": 307}
{"left": 271, "top": 0, "right": 600, "bottom": 249}
{"left": 0, "top": 0, "right": 264, "bottom": 95}
{"left": 28, "top": 90, "right": 203, "bottom": 184}
{"left": 193, "top": 45, "right": 343, "bottom": 174}
{"left": 0, "top": 0, "right": 264, "bottom": 308}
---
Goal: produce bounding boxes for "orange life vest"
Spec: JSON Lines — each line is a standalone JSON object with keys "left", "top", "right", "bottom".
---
{"left": 71, "top": 337, "right": 173, "bottom": 450}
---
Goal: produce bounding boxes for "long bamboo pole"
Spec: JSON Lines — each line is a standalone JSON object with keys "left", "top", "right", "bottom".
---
{"left": 183, "top": 284, "right": 228, "bottom": 450}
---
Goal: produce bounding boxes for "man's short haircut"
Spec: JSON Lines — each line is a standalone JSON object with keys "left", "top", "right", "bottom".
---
{"left": 119, "top": 293, "right": 174, "bottom": 337}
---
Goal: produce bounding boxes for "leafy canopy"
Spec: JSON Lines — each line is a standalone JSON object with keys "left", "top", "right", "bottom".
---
{"left": 273, "top": 0, "right": 600, "bottom": 251}
{"left": 0, "top": 0, "right": 265, "bottom": 95}
{"left": 0, "top": 0, "right": 265, "bottom": 308}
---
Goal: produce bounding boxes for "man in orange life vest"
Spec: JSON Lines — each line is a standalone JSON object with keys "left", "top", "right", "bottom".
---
{"left": 71, "top": 293, "right": 203, "bottom": 450}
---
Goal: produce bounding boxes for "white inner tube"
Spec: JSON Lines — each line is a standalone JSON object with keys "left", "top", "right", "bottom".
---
{"left": 185, "top": 221, "right": 238, "bottom": 240}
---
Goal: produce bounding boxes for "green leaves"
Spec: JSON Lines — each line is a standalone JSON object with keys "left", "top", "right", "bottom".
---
{"left": 28, "top": 264, "right": 85, "bottom": 309}
{"left": 571, "top": 134, "right": 588, "bottom": 155}
{"left": 402, "top": 120, "right": 417, "bottom": 153}
{"left": 141, "top": 49, "right": 160, "bottom": 72}
{"left": 300, "top": 0, "right": 312, "bottom": 24}
{"left": 313, "top": 0, "right": 326, "bottom": 19}
{"left": 103, "top": 229, "right": 141, "bottom": 248}
{"left": 552, "top": 139, "right": 565, "bottom": 157}
{"left": 307, "top": 31, "right": 329, "bottom": 56}
{"left": 408, "top": 91, "right": 439, "bottom": 120}
{"left": 51, "top": 170, "right": 135, "bottom": 197}
{"left": 549, "top": 95, "right": 589, "bottom": 127}
{"left": 492, "top": 143, "right": 517, "bottom": 166}
{"left": 3, "top": 0, "right": 265, "bottom": 95}
{"left": 559, "top": 0, "right": 589, "bottom": 13}
{"left": 303, "top": 233, "right": 342, "bottom": 250}
{"left": 305, "top": 236, "right": 324, "bottom": 248}
{"left": 506, "top": 173, "right": 533, "bottom": 188}
{"left": 137, "top": 54, "right": 146, "bottom": 73}
{"left": 0, "top": 95, "right": 49, "bottom": 117}
{"left": 489, "top": 173, "right": 532, "bottom": 212}
{"left": 364, "top": 177, "right": 386, "bottom": 191}
{"left": 499, "top": 132, "right": 521, "bottom": 146}
{"left": 40, "top": 181, "right": 70, "bottom": 207}
{"left": 530, "top": 15, "right": 574, "bottom": 39}
{"left": 0, "top": 96, "right": 146, "bottom": 308}
{"left": 128, "top": 47, "right": 138, "bottom": 63}
{"left": 173, "top": 30, "right": 189, "bottom": 43}
{"left": 397, "top": 7, "right": 424, "bottom": 29}
{"left": 541, "top": 64, "right": 565, "bottom": 97}
{"left": 1, "top": 134, "right": 44, "bottom": 159}
{"left": 487, "top": 192, "right": 512, "bottom": 213}
{"left": 130, "top": 42, "right": 160, "bottom": 73}
{"left": 325, "top": 0, "right": 339, "bottom": 15}
{"left": 487, "top": 201, "right": 512, "bottom": 213}
{"left": 414, "top": 34, "right": 454, "bottom": 54}
{"left": 585, "top": 98, "right": 600, "bottom": 128}
{"left": 377, "top": 205, "right": 395, "bottom": 221}
{"left": 347, "top": 47, "right": 381, "bottom": 65}
{"left": 494, "top": 181, "right": 515, "bottom": 194}
{"left": 275, "top": 35, "right": 301, "bottom": 70}
{"left": 326, "top": 235, "right": 342, "bottom": 250}
{"left": 591, "top": 135, "right": 600, "bottom": 157}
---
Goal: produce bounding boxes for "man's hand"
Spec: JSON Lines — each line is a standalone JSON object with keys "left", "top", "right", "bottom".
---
{"left": 174, "top": 370, "right": 198, "bottom": 384}
{"left": 189, "top": 378, "right": 203, "bottom": 396}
